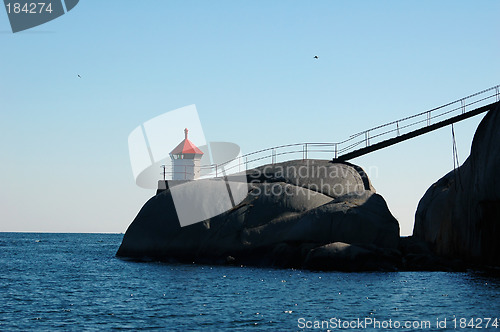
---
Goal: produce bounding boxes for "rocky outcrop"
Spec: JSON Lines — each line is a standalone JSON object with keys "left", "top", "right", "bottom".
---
{"left": 117, "top": 160, "right": 400, "bottom": 271}
{"left": 398, "top": 236, "right": 466, "bottom": 271}
{"left": 304, "top": 242, "right": 401, "bottom": 271}
{"left": 414, "top": 105, "right": 500, "bottom": 267}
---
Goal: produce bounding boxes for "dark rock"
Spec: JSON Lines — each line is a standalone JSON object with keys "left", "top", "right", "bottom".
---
{"left": 225, "top": 256, "right": 237, "bottom": 265}
{"left": 117, "top": 159, "right": 400, "bottom": 270}
{"left": 414, "top": 104, "right": 500, "bottom": 267}
{"left": 398, "top": 236, "right": 433, "bottom": 256}
{"left": 398, "top": 236, "right": 466, "bottom": 271}
{"left": 303, "top": 242, "right": 401, "bottom": 271}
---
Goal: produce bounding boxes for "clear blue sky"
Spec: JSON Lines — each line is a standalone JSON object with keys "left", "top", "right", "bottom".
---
{"left": 1, "top": 1, "right": 499, "bottom": 235}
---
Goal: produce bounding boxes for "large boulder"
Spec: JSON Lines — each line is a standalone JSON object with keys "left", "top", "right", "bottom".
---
{"left": 414, "top": 104, "right": 500, "bottom": 267}
{"left": 117, "top": 159, "right": 400, "bottom": 270}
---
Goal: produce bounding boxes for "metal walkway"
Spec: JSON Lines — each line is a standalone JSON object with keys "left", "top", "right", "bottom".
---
{"left": 162, "top": 85, "right": 500, "bottom": 179}
{"left": 335, "top": 98, "right": 500, "bottom": 162}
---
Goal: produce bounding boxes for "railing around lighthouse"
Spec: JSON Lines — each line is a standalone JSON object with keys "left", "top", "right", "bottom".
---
{"left": 160, "top": 142, "right": 338, "bottom": 180}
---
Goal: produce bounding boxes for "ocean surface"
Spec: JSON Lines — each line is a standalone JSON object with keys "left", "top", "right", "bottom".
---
{"left": 1, "top": 233, "right": 499, "bottom": 331}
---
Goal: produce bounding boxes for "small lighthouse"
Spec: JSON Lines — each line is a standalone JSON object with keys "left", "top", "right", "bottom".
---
{"left": 169, "top": 128, "right": 204, "bottom": 180}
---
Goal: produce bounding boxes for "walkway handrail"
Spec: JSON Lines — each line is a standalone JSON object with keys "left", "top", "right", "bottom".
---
{"left": 347, "top": 85, "right": 500, "bottom": 138}
{"left": 161, "top": 85, "right": 500, "bottom": 179}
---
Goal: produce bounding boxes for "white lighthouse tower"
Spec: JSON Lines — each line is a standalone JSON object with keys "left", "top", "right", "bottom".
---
{"left": 169, "top": 128, "right": 204, "bottom": 180}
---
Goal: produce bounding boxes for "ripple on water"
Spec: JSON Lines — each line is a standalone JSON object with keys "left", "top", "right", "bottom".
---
{"left": 0, "top": 233, "right": 499, "bottom": 330}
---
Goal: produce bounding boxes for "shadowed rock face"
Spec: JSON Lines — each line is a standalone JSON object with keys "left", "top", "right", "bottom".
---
{"left": 117, "top": 160, "right": 400, "bottom": 270}
{"left": 414, "top": 106, "right": 500, "bottom": 267}
{"left": 303, "top": 242, "right": 402, "bottom": 272}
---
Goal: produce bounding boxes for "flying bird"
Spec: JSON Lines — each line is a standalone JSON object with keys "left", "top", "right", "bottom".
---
{"left": 313, "top": 55, "right": 319, "bottom": 59}
{"left": 77, "top": 74, "right": 81, "bottom": 78}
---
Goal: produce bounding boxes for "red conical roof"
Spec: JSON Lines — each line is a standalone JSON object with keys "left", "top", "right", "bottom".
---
{"left": 170, "top": 128, "right": 204, "bottom": 155}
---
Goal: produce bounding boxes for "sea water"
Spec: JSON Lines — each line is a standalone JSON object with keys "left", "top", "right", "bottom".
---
{"left": 1, "top": 233, "right": 499, "bottom": 331}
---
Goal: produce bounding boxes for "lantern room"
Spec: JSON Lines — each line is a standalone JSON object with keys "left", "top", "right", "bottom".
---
{"left": 169, "top": 128, "right": 204, "bottom": 180}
